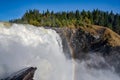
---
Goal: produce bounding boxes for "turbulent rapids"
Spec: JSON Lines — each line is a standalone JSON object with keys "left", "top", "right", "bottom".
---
{"left": 0, "top": 23, "right": 120, "bottom": 80}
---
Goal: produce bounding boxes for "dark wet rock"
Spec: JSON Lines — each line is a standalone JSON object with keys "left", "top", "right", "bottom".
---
{"left": 54, "top": 27, "right": 119, "bottom": 58}
{"left": 54, "top": 25, "right": 120, "bottom": 74}
{"left": 3, "top": 67, "right": 37, "bottom": 80}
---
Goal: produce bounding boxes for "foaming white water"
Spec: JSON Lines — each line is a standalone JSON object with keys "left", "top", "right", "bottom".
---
{"left": 0, "top": 24, "right": 73, "bottom": 80}
{"left": 0, "top": 23, "right": 120, "bottom": 80}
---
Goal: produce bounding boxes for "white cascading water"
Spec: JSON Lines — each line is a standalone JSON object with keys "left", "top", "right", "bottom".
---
{"left": 0, "top": 23, "right": 73, "bottom": 80}
{"left": 0, "top": 23, "right": 120, "bottom": 80}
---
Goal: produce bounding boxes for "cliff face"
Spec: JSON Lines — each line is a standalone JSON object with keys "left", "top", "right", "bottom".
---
{"left": 54, "top": 25, "right": 120, "bottom": 74}
{"left": 55, "top": 25, "right": 120, "bottom": 56}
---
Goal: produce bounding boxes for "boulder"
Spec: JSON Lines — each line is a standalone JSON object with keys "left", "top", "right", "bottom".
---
{"left": 3, "top": 67, "right": 37, "bottom": 80}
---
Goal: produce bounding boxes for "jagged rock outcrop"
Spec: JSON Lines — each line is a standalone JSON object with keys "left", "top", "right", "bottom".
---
{"left": 3, "top": 67, "right": 37, "bottom": 80}
{"left": 54, "top": 25, "right": 120, "bottom": 74}
{"left": 55, "top": 25, "right": 120, "bottom": 55}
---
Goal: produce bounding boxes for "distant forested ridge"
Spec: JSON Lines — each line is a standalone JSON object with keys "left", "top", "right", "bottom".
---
{"left": 10, "top": 9, "right": 120, "bottom": 34}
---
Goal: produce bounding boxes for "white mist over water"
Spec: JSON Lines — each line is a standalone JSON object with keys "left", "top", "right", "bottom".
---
{"left": 0, "top": 24, "right": 73, "bottom": 80}
{"left": 75, "top": 54, "right": 120, "bottom": 80}
{"left": 0, "top": 23, "right": 120, "bottom": 80}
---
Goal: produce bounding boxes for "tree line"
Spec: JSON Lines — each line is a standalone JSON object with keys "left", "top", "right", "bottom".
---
{"left": 10, "top": 9, "right": 120, "bottom": 34}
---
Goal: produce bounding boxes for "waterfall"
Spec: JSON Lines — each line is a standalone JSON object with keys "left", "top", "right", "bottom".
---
{"left": 0, "top": 23, "right": 73, "bottom": 80}
{"left": 0, "top": 23, "right": 120, "bottom": 80}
